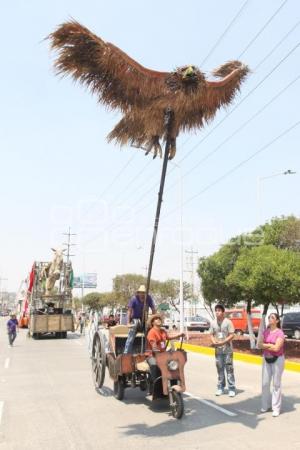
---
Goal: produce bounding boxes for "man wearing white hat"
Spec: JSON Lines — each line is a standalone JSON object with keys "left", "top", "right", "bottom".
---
{"left": 124, "top": 285, "right": 156, "bottom": 354}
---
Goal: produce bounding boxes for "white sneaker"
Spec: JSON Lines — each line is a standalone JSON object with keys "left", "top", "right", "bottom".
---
{"left": 215, "top": 389, "right": 224, "bottom": 396}
{"left": 228, "top": 390, "right": 236, "bottom": 397}
{"left": 272, "top": 411, "right": 280, "bottom": 417}
{"left": 260, "top": 408, "right": 268, "bottom": 413}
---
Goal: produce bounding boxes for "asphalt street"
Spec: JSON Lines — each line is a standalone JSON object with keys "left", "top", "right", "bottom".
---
{"left": 0, "top": 318, "right": 299, "bottom": 450}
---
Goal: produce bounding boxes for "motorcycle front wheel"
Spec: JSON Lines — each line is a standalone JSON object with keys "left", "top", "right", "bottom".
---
{"left": 170, "top": 390, "right": 184, "bottom": 419}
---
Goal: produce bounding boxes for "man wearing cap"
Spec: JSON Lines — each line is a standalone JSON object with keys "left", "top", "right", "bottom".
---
{"left": 210, "top": 304, "right": 236, "bottom": 397}
{"left": 124, "top": 285, "right": 156, "bottom": 354}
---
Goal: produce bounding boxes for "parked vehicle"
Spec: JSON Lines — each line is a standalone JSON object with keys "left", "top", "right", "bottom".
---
{"left": 28, "top": 260, "right": 74, "bottom": 339}
{"left": 282, "top": 312, "right": 300, "bottom": 339}
{"left": 225, "top": 309, "right": 261, "bottom": 335}
{"left": 185, "top": 316, "right": 210, "bottom": 332}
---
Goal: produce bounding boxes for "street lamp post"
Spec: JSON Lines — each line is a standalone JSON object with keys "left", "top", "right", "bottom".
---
{"left": 257, "top": 169, "right": 296, "bottom": 225}
{"left": 170, "top": 161, "right": 184, "bottom": 333}
{"left": 0, "top": 277, "right": 8, "bottom": 312}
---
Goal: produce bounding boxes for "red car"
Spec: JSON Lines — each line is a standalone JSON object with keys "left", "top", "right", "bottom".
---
{"left": 225, "top": 309, "right": 261, "bottom": 335}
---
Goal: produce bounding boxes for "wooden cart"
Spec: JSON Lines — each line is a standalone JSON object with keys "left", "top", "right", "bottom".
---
{"left": 91, "top": 323, "right": 187, "bottom": 419}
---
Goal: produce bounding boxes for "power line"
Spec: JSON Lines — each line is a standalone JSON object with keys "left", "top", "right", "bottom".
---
{"left": 83, "top": 150, "right": 138, "bottom": 216}
{"left": 254, "top": 20, "right": 300, "bottom": 71}
{"left": 107, "top": 67, "right": 300, "bottom": 234}
{"left": 169, "top": 70, "right": 300, "bottom": 188}
{"left": 114, "top": 35, "right": 300, "bottom": 214}
{"left": 108, "top": 43, "right": 300, "bottom": 221}
{"left": 163, "top": 119, "right": 300, "bottom": 219}
{"left": 83, "top": 3, "right": 292, "bottom": 221}
{"left": 238, "top": 0, "right": 288, "bottom": 59}
{"left": 200, "top": 0, "right": 250, "bottom": 67}
{"left": 82, "top": 20, "right": 298, "bottom": 245}
{"left": 84, "top": 73, "right": 299, "bottom": 247}
{"left": 178, "top": 41, "right": 300, "bottom": 167}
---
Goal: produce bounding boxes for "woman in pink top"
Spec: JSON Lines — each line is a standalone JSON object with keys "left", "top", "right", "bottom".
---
{"left": 258, "top": 313, "right": 285, "bottom": 417}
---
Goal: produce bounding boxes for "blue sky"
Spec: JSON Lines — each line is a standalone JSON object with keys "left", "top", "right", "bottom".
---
{"left": 1, "top": 0, "right": 300, "bottom": 294}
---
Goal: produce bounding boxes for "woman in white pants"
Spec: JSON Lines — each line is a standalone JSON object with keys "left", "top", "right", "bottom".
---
{"left": 258, "top": 313, "right": 285, "bottom": 417}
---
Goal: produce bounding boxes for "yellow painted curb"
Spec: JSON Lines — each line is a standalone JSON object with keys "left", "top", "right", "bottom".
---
{"left": 175, "top": 343, "right": 300, "bottom": 373}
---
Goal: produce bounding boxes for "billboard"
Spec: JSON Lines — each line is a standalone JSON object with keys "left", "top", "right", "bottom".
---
{"left": 73, "top": 273, "right": 97, "bottom": 289}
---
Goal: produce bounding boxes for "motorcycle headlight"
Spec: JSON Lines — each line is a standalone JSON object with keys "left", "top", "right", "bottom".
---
{"left": 168, "top": 360, "right": 179, "bottom": 371}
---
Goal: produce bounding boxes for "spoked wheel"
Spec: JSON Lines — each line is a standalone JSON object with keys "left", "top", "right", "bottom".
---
{"left": 91, "top": 333, "right": 106, "bottom": 388}
{"left": 170, "top": 390, "right": 184, "bottom": 419}
{"left": 113, "top": 377, "right": 125, "bottom": 400}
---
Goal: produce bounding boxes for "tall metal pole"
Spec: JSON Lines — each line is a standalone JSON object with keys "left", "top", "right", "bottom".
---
{"left": 142, "top": 109, "right": 174, "bottom": 332}
{"left": 170, "top": 161, "right": 184, "bottom": 333}
{"left": 179, "top": 167, "right": 184, "bottom": 333}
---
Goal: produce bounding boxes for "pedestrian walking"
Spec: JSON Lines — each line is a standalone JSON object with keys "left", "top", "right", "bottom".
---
{"left": 209, "top": 304, "right": 236, "bottom": 397}
{"left": 258, "top": 313, "right": 285, "bottom": 417}
{"left": 7, "top": 314, "right": 19, "bottom": 347}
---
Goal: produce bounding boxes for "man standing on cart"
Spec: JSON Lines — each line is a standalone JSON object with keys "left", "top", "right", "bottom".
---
{"left": 124, "top": 285, "right": 156, "bottom": 354}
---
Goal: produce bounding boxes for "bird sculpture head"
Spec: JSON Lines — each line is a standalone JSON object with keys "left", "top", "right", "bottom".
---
{"left": 166, "top": 65, "right": 206, "bottom": 92}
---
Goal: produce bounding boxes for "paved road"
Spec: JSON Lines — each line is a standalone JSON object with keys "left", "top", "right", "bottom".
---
{"left": 0, "top": 319, "right": 300, "bottom": 450}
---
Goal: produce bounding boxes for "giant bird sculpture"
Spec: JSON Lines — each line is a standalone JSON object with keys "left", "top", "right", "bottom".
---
{"left": 49, "top": 21, "right": 249, "bottom": 159}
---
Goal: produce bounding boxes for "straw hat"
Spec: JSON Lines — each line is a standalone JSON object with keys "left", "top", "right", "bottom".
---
{"left": 137, "top": 285, "right": 146, "bottom": 293}
{"left": 148, "top": 314, "right": 163, "bottom": 328}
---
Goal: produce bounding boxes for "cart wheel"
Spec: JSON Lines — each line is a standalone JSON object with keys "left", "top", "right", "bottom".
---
{"left": 113, "top": 378, "right": 125, "bottom": 400}
{"left": 140, "top": 379, "right": 147, "bottom": 391}
{"left": 91, "top": 333, "right": 106, "bottom": 388}
{"left": 170, "top": 390, "right": 184, "bottom": 419}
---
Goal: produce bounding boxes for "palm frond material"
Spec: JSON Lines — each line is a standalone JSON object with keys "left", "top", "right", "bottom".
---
{"left": 49, "top": 21, "right": 250, "bottom": 159}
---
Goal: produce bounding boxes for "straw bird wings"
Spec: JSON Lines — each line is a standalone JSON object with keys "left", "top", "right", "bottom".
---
{"left": 49, "top": 21, "right": 169, "bottom": 112}
{"left": 49, "top": 21, "right": 250, "bottom": 158}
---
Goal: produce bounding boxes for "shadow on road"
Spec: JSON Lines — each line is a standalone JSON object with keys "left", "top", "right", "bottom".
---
{"left": 118, "top": 394, "right": 300, "bottom": 437}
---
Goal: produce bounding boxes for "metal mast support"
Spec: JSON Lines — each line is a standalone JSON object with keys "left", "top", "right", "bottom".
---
{"left": 142, "top": 108, "right": 174, "bottom": 340}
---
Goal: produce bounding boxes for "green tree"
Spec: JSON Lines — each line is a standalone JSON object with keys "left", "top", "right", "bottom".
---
{"left": 197, "top": 241, "right": 242, "bottom": 307}
{"left": 112, "top": 273, "right": 192, "bottom": 311}
{"left": 113, "top": 274, "right": 146, "bottom": 305}
{"left": 156, "top": 279, "right": 192, "bottom": 312}
{"left": 261, "top": 216, "right": 300, "bottom": 250}
{"left": 82, "top": 292, "right": 106, "bottom": 311}
{"left": 226, "top": 245, "right": 300, "bottom": 311}
{"left": 72, "top": 296, "right": 82, "bottom": 310}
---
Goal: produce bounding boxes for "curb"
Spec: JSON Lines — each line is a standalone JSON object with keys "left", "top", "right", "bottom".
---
{"left": 176, "top": 343, "right": 300, "bottom": 373}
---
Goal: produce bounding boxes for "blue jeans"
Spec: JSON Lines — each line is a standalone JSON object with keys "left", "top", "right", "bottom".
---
{"left": 124, "top": 320, "right": 140, "bottom": 354}
{"left": 8, "top": 331, "right": 16, "bottom": 346}
{"left": 215, "top": 351, "right": 235, "bottom": 391}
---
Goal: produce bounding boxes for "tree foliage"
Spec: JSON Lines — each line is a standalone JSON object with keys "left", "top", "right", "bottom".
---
{"left": 197, "top": 216, "right": 300, "bottom": 312}
{"left": 82, "top": 292, "right": 117, "bottom": 311}
{"left": 112, "top": 273, "right": 192, "bottom": 310}
{"left": 226, "top": 245, "right": 300, "bottom": 308}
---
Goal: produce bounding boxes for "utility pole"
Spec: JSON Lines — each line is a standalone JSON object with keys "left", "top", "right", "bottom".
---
{"left": 62, "top": 227, "right": 76, "bottom": 262}
{"left": 141, "top": 265, "right": 148, "bottom": 280}
{"left": 185, "top": 248, "right": 198, "bottom": 316}
{"left": 0, "top": 277, "right": 8, "bottom": 312}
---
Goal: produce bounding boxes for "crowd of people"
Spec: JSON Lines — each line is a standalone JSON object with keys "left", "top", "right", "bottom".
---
{"left": 122, "top": 286, "right": 286, "bottom": 418}
{"left": 6, "top": 284, "right": 286, "bottom": 418}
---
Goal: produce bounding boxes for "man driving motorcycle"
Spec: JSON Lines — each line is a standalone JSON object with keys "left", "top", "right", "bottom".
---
{"left": 146, "top": 314, "right": 185, "bottom": 382}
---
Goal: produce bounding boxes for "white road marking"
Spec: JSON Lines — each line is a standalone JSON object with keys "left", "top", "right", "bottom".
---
{"left": 4, "top": 358, "right": 9, "bottom": 369}
{"left": 0, "top": 402, "right": 4, "bottom": 425}
{"left": 185, "top": 391, "right": 237, "bottom": 417}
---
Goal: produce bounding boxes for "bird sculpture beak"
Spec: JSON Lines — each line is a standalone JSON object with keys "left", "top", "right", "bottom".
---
{"left": 182, "top": 65, "right": 194, "bottom": 79}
